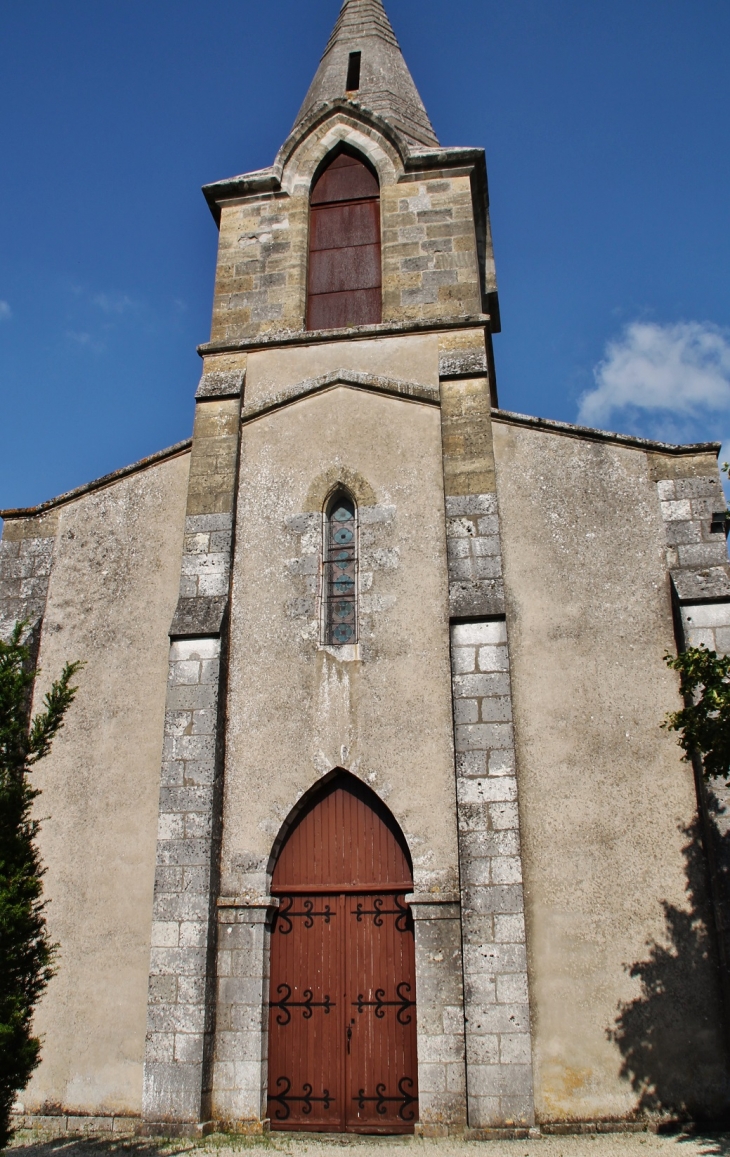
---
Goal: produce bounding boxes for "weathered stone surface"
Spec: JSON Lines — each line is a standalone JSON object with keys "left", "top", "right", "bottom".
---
{"left": 671, "top": 565, "right": 730, "bottom": 603}
{"left": 170, "top": 597, "right": 228, "bottom": 638}
{"left": 16, "top": 452, "right": 189, "bottom": 1118}
{"left": 492, "top": 413, "right": 729, "bottom": 1124}
{"left": 409, "top": 898, "right": 468, "bottom": 1127}
{"left": 143, "top": 636, "right": 224, "bottom": 1125}
{"left": 195, "top": 370, "right": 245, "bottom": 399}
{"left": 292, "top": 0, "right": 439, "bottom": 151}
{"left": 450, "top": 621, "right": 534, "bottom": 1129}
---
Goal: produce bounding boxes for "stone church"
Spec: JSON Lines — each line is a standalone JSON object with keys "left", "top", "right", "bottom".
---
{"left": 3, "top": 0, "right": 730, "bottom": 1137}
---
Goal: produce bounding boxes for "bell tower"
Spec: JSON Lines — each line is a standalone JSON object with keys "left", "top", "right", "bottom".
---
{"left": 143, "top": 0, "right": 533, "bottom": 1137}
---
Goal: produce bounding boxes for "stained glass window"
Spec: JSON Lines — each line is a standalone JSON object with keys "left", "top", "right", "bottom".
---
{"left": 324, "top": 494, "right": 357, "bottom": 645}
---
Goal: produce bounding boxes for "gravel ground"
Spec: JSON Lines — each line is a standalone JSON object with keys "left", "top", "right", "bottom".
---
{"left": 6, "top": 1130, "right": 730, "bottom": 1157}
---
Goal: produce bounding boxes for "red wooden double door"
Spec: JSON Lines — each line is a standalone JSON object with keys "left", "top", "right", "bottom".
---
{"left": 268, "top": 774, "right": 418, "bottom": 1133}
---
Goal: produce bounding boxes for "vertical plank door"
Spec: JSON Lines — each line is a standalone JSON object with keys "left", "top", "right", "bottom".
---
{"left": 268, "top": 774, "right": 418, "bottom": 1133}
{"left": 345, "top": 892, "right": 418, "bottom": 1132}
{"left": 268, "top": 893, "right": 343, "bottom": 1129}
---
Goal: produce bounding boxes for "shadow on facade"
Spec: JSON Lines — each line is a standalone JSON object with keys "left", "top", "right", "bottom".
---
{"left": 608, "top": 802, "right": 730, "bottom": 1129}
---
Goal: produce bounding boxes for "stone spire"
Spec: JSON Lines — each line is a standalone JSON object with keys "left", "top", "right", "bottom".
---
{"left": 293, "top": 0, "right": 439, "bottom": 150}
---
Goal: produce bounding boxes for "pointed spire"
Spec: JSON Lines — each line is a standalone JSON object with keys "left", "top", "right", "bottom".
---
{"left": 293, "top": 0, "right": 439, "bottom": 150}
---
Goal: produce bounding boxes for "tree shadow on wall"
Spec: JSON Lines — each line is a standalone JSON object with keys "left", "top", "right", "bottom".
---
{"left": 608, "top": 803, "right": 730, "bottom": 1128}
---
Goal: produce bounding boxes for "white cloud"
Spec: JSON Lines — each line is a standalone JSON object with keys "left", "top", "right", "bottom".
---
{"left": 92, "top": 291, "right": 138, "bottom": 314}
{"left": 578, "top": 321, "right": 730, "bottom": 442}
{"left": 0, "top": 300, "right": 11, "bottom": 320}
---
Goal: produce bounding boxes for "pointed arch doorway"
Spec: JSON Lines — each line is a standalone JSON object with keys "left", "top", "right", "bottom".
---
{"left": 267, "top": 773, "right": 419, "bottom": 1133}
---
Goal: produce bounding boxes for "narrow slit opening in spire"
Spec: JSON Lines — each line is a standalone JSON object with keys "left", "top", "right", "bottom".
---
{"left": 346, "top": 51, "right": 361, "bottom": 92}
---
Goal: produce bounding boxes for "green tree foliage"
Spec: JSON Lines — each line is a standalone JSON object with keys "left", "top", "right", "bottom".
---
{"left": 0, "top": 623, "right": 81, "bottom": 1149}
{"left": 664, "top": 646, "right": 730, "bottom": 782}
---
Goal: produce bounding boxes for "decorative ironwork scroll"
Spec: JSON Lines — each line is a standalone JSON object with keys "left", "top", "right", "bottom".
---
{"left": 325, "top": 495, "right": 357, "bottom": 645}
{"left": 352, "top": 982, "right": 415, "bottom": 1025}
{"left": 353, "top": 1077, "right": 417, "bottom": 1121}
{"left": 270, "top": 983, "right": 334, "bottom": 1026}
{"left": 269, "top": 1076, "right": 334, "bottom": 1121}
{"left": 352, "top": 894, "right": 411, "bottom": 932}
{"left": 275, "top": 895, "right": 334, "bottom": 935}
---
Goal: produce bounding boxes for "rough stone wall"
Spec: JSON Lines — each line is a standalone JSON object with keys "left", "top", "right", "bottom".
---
{"left": 15, "top": 452, "right": 190, "bottom": 1118}
{"left": 206, "top": 117, "right": 483, "bottom": 346}
{"left": 381, "top": 177, "right": 481, "bottom": 324}
{"left": 492, "top": 416, "right": 729, "bottom": 1123}
{"left": 144, "top": 393, "right": 242, "bottom": 1126}
{"left": 0, "top": 510, "right": 58, "bottom": 643}
{"left": 408, "top": 898, "right": 467, "bottom": 1134}
{"left": 144, "top": 636, "right": 224, "bottom": 1126}
{"left": 438, "top": 367, "right": 534, "bottom": 1129}
{"left": 210, "top": 197, "right": 308, "bottom": 345}
{"left": 450, "top": 621, "right": 533, "bottom": 1127}
{"left": 211, "top": 900, "right": 273, "bottom": 1127}
{"left": 170, "top": 398, "right": 241, "bottom": 637}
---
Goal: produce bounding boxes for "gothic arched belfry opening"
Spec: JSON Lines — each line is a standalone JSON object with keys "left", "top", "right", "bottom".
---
{"left": 5, "top": 0, "right": 730, "bottom": 1139}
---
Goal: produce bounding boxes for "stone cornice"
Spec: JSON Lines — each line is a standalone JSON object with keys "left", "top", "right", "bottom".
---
{"left": 492, "top": 408, "right": 721, "bottom": 457}
{"left": 0, "top": 439, "right": 192, "bottom": 521}
{"left": 240, "top": 371, "right": 439, "bottom": 426}
{"left": 198, "top": 314, "right": 491, "bottom": 358}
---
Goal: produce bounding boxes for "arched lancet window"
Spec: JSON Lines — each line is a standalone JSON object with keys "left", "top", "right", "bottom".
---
{"left": 306, "top": 148, "right": 382, "bottom": 331}
{"left": 324, "top": 492, "right": 357, "bottom": 645}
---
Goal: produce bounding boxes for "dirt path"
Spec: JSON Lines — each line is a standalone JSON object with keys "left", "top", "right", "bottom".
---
{"left": 7, "top": 1128, "right": 730, "bottom": 1157}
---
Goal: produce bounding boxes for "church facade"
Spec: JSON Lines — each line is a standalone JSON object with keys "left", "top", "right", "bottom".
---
{"left": 3, "top": 0, "right": 730, "bottom": 1136}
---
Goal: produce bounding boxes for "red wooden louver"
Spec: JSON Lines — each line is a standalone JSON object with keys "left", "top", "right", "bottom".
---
{"left": 306, "top": 152, "right": 382, "bottom": 331}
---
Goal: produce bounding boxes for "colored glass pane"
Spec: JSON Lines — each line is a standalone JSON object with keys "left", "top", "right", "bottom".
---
{"left": 325, "top": 495, "right": 357, "bottom": 645}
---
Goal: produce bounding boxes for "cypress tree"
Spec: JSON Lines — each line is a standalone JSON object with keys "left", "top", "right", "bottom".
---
{"left": 0, "top": 622, "right": 81, "bottom": 1149}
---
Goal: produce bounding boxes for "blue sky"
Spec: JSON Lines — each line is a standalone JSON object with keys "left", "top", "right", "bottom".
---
{"left": 1, "top": 0, "right": 729, "bottom": 512}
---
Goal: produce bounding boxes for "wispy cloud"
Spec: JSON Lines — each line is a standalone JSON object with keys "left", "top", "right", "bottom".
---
{"left": 578, "top": 321, "right": 730, "bottom": 446}
{"left": 92, "top": 291, "right": 139, "bottom": 315}
{"left": 0, "top": 300, "right": 12, "bottom": 320}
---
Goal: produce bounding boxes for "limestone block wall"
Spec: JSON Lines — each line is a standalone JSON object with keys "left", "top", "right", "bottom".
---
{"left": 381, "top": 176, "right": 481, "bottom": 324}
{"left": 210, "top": 197, "right": 308, "bottom": 345}
{"left": 408, "top": 898, "right": 467, "bottom": 1132}
{"left": 144, "top": 636, "right": 224, "bottom": 1125}
{"left": 0, "top": 510, "right": 57, "bottom": 644}
{"left": 492, "top": 413, "right": 729, "bottom": 1123}
{"left": 144, "top": 392, "right": 242, "bottom": 1126}
{"left": 212, "top": 901, "right": 273, "bottom": 1126}
{"left": 206, "top": 116, "right": 485, "bottom": 346}
{"left": 438, "top": 369, "right": 534, "bottom": 1130}
{"left": 658, "top": 474, "right": 728, "bottom": 572}
{"left": 450, "top": 620, "right": 533, "bottom": 1128}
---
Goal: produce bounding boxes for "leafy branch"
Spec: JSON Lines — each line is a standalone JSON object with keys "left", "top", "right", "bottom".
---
{"left": 0, "top": 621, "right": 82, "bottom": 1149}
{"left": 663, "top": 646, "right": 730, "bottom": 782}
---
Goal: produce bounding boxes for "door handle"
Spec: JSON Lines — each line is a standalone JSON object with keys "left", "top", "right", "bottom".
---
{"left": 346, "top": 1021, "right": 354, "bottom": 1053}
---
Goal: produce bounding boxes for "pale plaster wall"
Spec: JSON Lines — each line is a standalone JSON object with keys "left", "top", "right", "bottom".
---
{"left": 244, "top": 333, "right": 440, "bottom": 411}
{"left": 492, "top": 418, "right": 729, "bottom": 1123}
{"left": 21, "top": 451, "right": 190, "bottom": 1117}
{"left": 222, "top": 385, "right": 458, "bottom": 899}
